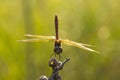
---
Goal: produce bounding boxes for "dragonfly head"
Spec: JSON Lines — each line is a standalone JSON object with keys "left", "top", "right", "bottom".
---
{"left": 54, "top": 41, "right": 62, "bottom": 54}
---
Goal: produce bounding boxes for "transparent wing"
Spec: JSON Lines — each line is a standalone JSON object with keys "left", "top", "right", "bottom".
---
{"left": 25, "top": 34, "right": 55, "bottom": 40}
{"left": 62, "top": 39, "right": 99, "bottom": 53}
{"left": 77, "top": 43, "right": 93, "bottom": 47}
{"left": 18, "top": 34, "right": 55, "bottom": 42}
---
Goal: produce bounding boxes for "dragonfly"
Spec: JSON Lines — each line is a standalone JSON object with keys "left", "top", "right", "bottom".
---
{"left": 19, "top": 15, "right": 99, "bottom": 56}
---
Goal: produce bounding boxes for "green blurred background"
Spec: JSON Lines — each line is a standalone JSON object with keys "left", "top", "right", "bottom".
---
{"left": 0, "top": 0, "right": 120, "bottom": 80}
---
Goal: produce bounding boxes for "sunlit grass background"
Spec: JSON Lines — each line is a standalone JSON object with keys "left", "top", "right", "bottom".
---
{"left": 0, "top": 0, "right": 120, "bottom": 80}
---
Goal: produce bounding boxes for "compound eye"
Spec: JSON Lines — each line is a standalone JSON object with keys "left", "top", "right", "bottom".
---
{"left": 54, "top": 47, "right": 62, "bottom": 54}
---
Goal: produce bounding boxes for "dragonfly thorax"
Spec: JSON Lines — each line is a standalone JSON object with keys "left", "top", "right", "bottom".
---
{"left": 54, "top": 41, "right": 62, "bottom": 54}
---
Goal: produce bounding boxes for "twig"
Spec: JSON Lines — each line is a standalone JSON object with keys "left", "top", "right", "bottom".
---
{"left": 39, "top": 58, "right": 70, "bottom": 80}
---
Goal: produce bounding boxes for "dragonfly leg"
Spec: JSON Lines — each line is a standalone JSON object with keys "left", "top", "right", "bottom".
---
{"left": 58, "top": 54, "right": 63, "bottom": 61}
{"left": 50, "top": 53, "right": 56, "bottom": 58}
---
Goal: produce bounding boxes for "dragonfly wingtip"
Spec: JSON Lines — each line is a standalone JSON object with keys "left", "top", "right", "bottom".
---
{"left": 17, "top": 40, "right": 27, "bottom": 42}
{"left": 25, "top": 34, "right": 30, "bottom": 36}
{"left": 94, "top": 50, "right": 100, "bottom": 54}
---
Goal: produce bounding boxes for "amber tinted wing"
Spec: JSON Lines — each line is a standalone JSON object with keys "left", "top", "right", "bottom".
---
{"left": 18, "top": 34, "right": 55, "bottom": 42}
{"left": 62, "top": 39, "right": 99, "bottom": 53}
{"left": 25, "top": 34, "right": 55, "bottom": 39}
